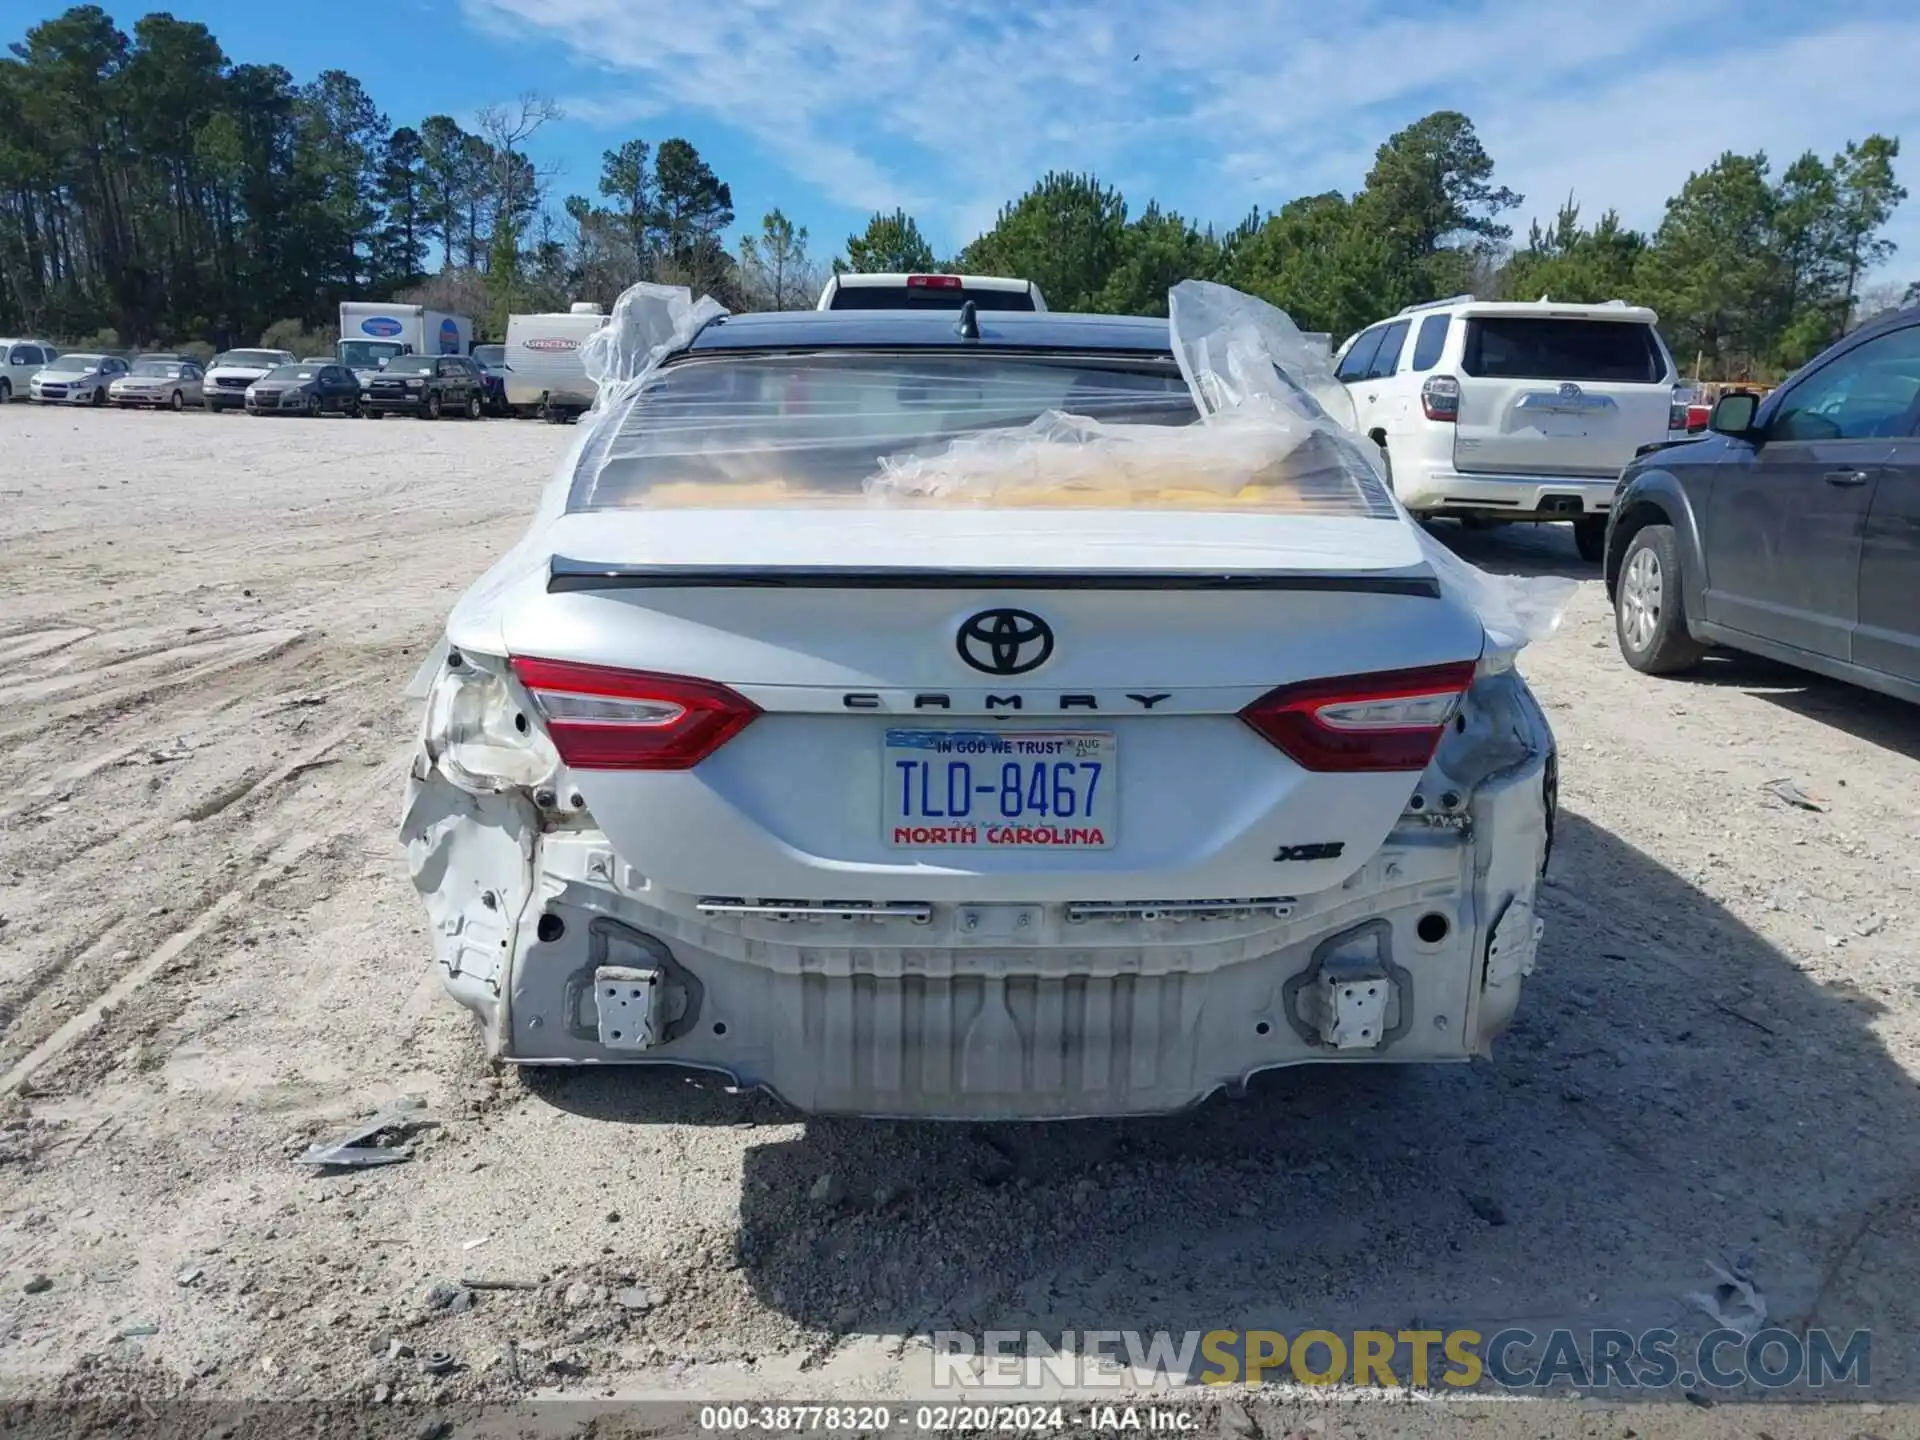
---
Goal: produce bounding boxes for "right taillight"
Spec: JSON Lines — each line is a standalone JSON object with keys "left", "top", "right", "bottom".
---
{"left": 510, "top": 657, "right": 759, "bottom": 771}
{"left": 1420, "top": 375, "right": 1460, "bottom": 422}
{"left": 1239, "top": 662, "right": 1479, "bottom": 772}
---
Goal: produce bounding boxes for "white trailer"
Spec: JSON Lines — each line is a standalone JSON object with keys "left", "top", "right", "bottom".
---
{"left": 337, "top": 302, "right": 474, "bottom": 381}
{"left": 502, "top": 303, "right": 605, "bottom": 421}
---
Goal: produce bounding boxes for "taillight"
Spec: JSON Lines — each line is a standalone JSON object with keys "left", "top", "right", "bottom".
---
{"left": 906, "top": 274, "right": 962, "bottom": 290}
{"left": 1420, "top": 375, "right": 1460, "bottom": 422}
{"left": 510, "top": 658, "right": 759, "bottom": 771}
{"left": 1668, "top": 386, "right": 1690, "bottom": 432}
{"left": 1239, "top": 662, "right": 1479, "bottom": 772}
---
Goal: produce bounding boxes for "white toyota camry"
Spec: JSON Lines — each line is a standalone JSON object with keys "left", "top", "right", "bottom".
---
{"left": 403, "top": 282, "right": 1564, "bottom": 1119}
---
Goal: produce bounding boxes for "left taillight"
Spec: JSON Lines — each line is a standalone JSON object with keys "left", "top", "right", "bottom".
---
{"left": 510, "top": 657, "right": 760, "bottom": 771}
{"left": 1239, "top": 662, "right": 1479, "bottom": 772}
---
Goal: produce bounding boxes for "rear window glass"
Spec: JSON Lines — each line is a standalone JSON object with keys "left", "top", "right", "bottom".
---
{"left": 827, "top": 285, "right": 1036, "bottom": 311}
{"left": 1410, "top": 314, "right": 1450, "bottom": 371}
{"left": 1462, "top": 318, "right": 1662, "bottom": 383}
{"left": 571, "top": 352, "right": 1397, "bottom": 519}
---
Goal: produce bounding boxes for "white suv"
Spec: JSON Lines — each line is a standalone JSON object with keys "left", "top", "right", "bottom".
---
{"left": 1, "top": 338, "right": 59, "bottom": 403}
{"left": 1334, "top": 297, "right": 1688, "bottom": 561}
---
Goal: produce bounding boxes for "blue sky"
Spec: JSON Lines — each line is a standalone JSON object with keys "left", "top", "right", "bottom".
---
{"left": 14, "top": 0, "right": 1920, "bottom": 285}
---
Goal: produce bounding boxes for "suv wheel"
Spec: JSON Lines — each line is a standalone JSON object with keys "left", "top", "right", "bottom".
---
{"left": 170, "top": 390, "right": 185, "bottom": 411}
{"left": 465, "top": 393, "right": 482, "bottom": 420}
{"left": 1615, "top": 525, "right": 1708, "bottom": 675}
{"left": 1573, "top": 516, "right": 1607, "bottom": 563}
{"left": 426, "top": 391, "right": 442, "bottom": 420}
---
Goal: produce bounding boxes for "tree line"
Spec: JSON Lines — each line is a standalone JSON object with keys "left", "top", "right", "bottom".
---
{"left": 2, "top": 5, "right": 1910, "bottom": 379}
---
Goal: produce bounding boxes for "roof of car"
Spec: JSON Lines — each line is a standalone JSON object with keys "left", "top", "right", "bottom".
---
{"left": 682, "top": 309, "right": 1171, "bottom": 355}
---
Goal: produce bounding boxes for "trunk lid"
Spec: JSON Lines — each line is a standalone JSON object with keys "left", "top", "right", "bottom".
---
{"left": 1452, "top": 309, "right": 1674, "bottom": 478}
{"left": 495, "top": 509, "right": 1485, "bottom": 901}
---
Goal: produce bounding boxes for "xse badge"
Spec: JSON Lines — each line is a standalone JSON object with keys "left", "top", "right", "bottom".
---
{"left": 1274, "top": 842, "right": 1345, "bottom": 862}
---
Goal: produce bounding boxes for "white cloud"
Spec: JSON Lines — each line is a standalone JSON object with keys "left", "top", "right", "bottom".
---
{"left": 460, "top": 0, "right": 1920, "bottom": 272}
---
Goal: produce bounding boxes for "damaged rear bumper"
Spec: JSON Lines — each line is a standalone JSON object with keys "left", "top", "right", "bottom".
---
{"left": 400, "top": 671, "right": 1553, "bottom": 1120}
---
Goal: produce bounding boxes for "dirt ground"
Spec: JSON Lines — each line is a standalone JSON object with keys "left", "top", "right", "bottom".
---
{"left": 0, "top": 405, "right": 1916, "bottom": 1435}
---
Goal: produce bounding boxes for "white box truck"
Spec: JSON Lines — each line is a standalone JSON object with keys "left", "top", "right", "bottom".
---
{"left": 503, "top": 302, "right": 605, "bottom": 422}
{"left": 337, "top": 302, "right": 474, "bottom": 383}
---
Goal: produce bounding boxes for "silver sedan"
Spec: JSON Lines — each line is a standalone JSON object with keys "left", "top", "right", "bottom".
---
{"left": 109, "top": 359, "right": 206, "bottom": 411}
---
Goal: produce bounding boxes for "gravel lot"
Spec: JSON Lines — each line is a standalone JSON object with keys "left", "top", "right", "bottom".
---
{"left": 1, "top": 405, "right": 1916, "bottom": 1432}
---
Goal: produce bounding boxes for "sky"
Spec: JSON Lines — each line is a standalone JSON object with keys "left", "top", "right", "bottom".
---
{"left": 12, "top": 0, "right": 1920, "bottom": 286}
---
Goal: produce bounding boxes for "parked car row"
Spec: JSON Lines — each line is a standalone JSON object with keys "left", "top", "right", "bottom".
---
{"left": 0, "top": 340, "right": 505, "bottom": 420}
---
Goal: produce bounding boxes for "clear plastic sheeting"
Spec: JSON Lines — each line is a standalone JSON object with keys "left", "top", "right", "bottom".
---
{"left": 1168, "top": 278, "right": 1358, "bottom": 431}
{"left": 865, "top": 408, "right": 1391, "bottom": 516}
{"left": 1421, "top": 532, "right": 1579, "bottom": 659}
{"left": 579, "top": 281, "right": 728, "bottom": 410}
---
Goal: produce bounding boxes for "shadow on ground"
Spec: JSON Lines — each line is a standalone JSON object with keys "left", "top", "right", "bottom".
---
{"left": 1423, "top": 517, "right": 1595, "bottom": 580}
{"left": 529, "top": 809, "right": 1916, "bottom": 1399}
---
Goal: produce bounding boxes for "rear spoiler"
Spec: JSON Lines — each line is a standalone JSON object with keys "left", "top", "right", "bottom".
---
{"left": 547, "top": 555, "right": 1441, "bottom": 597}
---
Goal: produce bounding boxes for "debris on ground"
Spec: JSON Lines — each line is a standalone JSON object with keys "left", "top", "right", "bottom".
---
{"left": 1685, "top": 1257, "right": 1767, "bottom": 1337}
{"left": 1465, "top": 1194, "right": 1509, "bottom": 1226}
{"left": 293, "top": 1095, "right": 434, "bottom": 1169}
{"left": 174, "top": 1266, "right": 202, "bottom": 1286}
{"left": 807, "top": 1173, "right": 845, "bottom": 1207}
{"left": 422, "top": 1281, "right": 471, "bottom": 1313}
{"left": 22, "top": 1276, "right": 52, "bottom": 1295}
{"left": 1763, "top": 778, "right": 1827, "bottom": 812}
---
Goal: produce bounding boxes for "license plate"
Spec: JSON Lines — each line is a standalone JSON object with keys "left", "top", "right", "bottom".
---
{"left": 884, "top": 729, "right": 1116, "bottom": 849}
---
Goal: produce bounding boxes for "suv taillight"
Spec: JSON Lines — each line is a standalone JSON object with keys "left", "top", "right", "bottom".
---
{"left": 1668, "top": 386, "right": 1690, "bottom": 432}
{"left": 1239, "top": 662, "right": 1479, "bottom": 772}
{"left": 510, "top": 658, "right": 760, "bottom": 770}
{"left": 1420, "top": 375, "right": 1460, "bottom": 422}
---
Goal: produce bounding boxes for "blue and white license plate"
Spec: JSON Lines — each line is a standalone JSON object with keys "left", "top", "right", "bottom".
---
{"left": 884, "top": 729, "right": 1117, "bottom": 849}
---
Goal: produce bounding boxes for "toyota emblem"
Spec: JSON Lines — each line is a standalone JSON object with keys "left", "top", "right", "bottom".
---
{"left": 1557, "top": 381, "right": 1583, "bottom": 400}
{"left": 956, "top": 608, "right": 1054, "bottom": 676}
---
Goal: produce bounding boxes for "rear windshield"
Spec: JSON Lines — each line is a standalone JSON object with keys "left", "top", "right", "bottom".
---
{"left": 569, "top": 350, "right": 1398, "bottom": 520}
{"left": 573, "top": 352, "right": 1198, "bottom": 510}
{"left": 1462, "top": 318, "right": 1663, "bottom": 383}
{"left": 827, "top": 285, "right": 1037, "bottom": 311}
